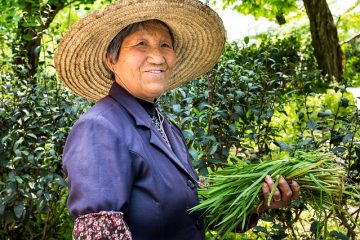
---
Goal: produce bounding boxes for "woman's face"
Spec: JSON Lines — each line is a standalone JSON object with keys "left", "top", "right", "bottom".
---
{"left": 110, "top": 21, "right": 176, "bottom": 101}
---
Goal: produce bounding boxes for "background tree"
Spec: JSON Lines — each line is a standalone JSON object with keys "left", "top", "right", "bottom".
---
{"left": 302, "top": 0, "right": 343, "bottom": 81}
{"left": 12, "top": 0, "right": 66, "bottom": 81}
{"left": 218, "top": 0, "right": 355, "bottom": 81}
{"left": 0, "top": 0, "right": 113, "bottom": 81}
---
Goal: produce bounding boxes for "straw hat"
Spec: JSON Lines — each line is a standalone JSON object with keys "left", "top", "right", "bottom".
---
{"left": 55, "top": 0, "right": 226, "bottom": 100}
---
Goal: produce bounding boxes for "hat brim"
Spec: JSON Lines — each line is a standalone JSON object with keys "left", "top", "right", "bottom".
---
{"left": 55, "top": 0, "right": 226, "bottom": 100}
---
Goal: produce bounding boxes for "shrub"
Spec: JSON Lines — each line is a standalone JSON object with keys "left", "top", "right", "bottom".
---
{"left": 1, "top": 33, "right": 358, "bottom": 239}
{"left": 0, "top": 71, "right": 90, "bottom": 239}
{"left": 162, "top": 36, "right": 360, "bottom": 239}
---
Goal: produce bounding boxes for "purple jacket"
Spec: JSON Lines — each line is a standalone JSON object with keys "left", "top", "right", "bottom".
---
{"left": 63, "top": 83, "right": 205, "bottom": 240}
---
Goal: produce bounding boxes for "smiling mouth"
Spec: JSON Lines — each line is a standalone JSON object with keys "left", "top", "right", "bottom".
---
{"left": 146, "top": 70, "right": 165, "bottom": 73}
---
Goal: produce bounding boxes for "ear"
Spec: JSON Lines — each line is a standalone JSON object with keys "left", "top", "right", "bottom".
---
{"left": 106, "top": 56, "right": 114, "bottom": 72}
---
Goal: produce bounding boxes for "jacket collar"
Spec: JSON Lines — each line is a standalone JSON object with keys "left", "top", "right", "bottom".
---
{"left": 108, "top": 82, "right": 152, "bottom": 128}
{"left": 108, "top": 82, "right": 196, "bottom": 182}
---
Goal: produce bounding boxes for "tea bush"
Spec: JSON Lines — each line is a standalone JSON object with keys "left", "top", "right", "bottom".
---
{"left": 161, "top": 36, "right": 360, "bottom": 239}
{"left": 1, "top": 33, "right": 359, "bottom": 239}
{"left": 0, "top": 71, "right": 90, "bottom": 239}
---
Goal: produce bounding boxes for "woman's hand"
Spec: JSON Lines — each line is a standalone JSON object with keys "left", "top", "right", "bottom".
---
{"left": 257, "top": 175, "right": 300, "bottom": 213}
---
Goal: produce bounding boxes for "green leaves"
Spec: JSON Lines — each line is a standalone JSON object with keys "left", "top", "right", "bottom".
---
{"left": 274, "top": 140, "right": 291, "bottom": 151}
{"left": 13, "top": 203, "right": 25, "bottom": 218}
{"left": 330, "top": 230, "right": 349, "bottom": 240}
{"left": 243, "top": 36, "right": 250, "bottom": 45}
{"left": 0, "top": 204, "right": 4, "bottom": 215}
{"left": 318, "top": 109, "right": 333, "bottom": 117}
{"left": 306, "top": 120, "right": 317, "bottom": 130}
{"left": 161, "top": 36, "right": 360, "bottom": 238}
{"left": 222, "top": 0, "right": 298, "bottom": 22}
{"left": 163, "top": 38, "right": 305, "bottom": 171}
{"left": 1, "top": 60, "right": 89, "bottom": 238}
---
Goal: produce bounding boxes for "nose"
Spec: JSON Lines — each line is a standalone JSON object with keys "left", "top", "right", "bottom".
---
{"left": 146, "top": 46, "right": 166, "bottom": 65}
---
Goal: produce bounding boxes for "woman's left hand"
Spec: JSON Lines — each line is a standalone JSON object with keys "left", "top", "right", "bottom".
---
{"left": 257, "top": 175, "right": 300, "bottom": 213}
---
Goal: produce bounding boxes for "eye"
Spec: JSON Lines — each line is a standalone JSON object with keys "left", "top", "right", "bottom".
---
{"left": 137, "top": 41, "right": 145, "bottom": 46}
{"left": 161, "top": 42, "right": 173, "bottom": 49}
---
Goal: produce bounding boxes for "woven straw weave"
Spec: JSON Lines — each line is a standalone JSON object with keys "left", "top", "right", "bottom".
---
{"left": 55, "top": 0, "right": 226, "bottom": 100}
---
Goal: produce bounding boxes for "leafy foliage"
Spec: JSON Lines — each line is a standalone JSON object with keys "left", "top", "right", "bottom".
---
{"left": 162, "top": 35, "right": 307, "bottom": 174}
{"left": 161, "top": 36, "right": 360, "bottom": 239}
{"left": 193, "top": 151, "right": 358, "bottom": 239}
{"left": 213, "top": 0, "right": 298, "bottom": 24}
{"left": 0, "top": 73, "right": 90, "bottom": 239}
{"left": 0, "top": 0, "right": 359, "bottom": 239}
{"left": 0, "top": 1, "right": 96, "bottom": 238}
{"left": 343, "top": 40, "right": 360, "bottom": 86}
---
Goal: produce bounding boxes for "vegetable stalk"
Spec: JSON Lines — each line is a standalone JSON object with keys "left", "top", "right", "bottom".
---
{"left": 191, "top": 151, "right": 360, "bottom": 238}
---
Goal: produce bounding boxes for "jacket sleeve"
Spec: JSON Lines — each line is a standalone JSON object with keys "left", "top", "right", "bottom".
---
{"left": 63, "top": 115, "right": 135, "bottom": 219}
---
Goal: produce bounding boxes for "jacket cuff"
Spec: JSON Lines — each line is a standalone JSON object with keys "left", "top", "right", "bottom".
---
{"left": 73, "top": 211, "right": 132, "bottom": 240}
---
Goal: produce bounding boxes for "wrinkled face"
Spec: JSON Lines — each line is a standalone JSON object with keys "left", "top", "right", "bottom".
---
{"left": 109, "top": 21, "right": 176, "bottom": 101}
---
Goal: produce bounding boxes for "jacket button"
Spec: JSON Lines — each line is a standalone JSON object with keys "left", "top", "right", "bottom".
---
{"left": 187, "top": 179, "right": 195, "bottom": 189}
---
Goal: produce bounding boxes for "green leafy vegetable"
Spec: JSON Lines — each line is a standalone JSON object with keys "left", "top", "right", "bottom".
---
{"left": 191, "top": 151, "right": 360, "bottom": 238}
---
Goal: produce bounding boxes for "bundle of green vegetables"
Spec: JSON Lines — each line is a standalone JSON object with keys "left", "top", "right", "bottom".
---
{"left": 191, "top": 151, "right": 359, "bottom": 237}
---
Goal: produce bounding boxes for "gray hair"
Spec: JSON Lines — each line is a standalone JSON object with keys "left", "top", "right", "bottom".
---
{"left": 106, "top": 20, "right": 175, "bottom": 80}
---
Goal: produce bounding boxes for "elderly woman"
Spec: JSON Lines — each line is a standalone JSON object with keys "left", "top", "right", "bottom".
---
{"left": 55, "top": 0, "right": 300, "bottom": 239}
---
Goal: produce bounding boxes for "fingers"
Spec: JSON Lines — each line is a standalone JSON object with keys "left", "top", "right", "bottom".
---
{"left": 262, "top": 181, "right": 270, "bottom": 207}
{"left": 262, "top": 175, "right": 301, "bottom": 210}
{"left": 264, "top": 175, "right": 281, "bottom": 202}
{"left": 290, "top": 181, "right": 301, "bottom": 200}
{"left": 278, "top": 176, "right": 292, "bottom": 202}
